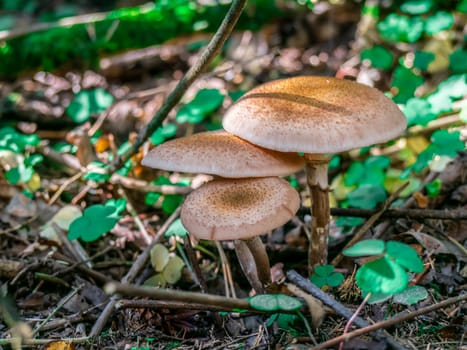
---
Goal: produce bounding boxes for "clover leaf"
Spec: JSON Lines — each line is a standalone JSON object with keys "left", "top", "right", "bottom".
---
{"left": 66, "top": 88, "right": 114, "bottom": 123}
{"left": 68, "top": 204, "right": 120, "bottom": 242}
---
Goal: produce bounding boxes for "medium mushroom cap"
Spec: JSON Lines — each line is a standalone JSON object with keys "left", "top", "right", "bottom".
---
{"left": 141, "top": 130, "right": 304, "bottom": 178}
{"left": 223, "top": 76, "right": 407, "bottom": 153}
{"left": 181, "top": 177, "right": 300, "bottom": 241}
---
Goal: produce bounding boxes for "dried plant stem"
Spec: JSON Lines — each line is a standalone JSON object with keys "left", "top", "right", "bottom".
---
{"left": 114, "top": 0, "right": 248, "bottom": 171}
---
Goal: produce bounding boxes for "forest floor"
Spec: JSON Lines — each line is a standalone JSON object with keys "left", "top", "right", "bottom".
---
{"left": 0, "top": 1, "right": 466, "bottom": 349}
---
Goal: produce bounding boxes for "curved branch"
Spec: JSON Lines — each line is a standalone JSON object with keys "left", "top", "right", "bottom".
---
{"left": 113, "top": 0, "right": 248, "bottom": 172}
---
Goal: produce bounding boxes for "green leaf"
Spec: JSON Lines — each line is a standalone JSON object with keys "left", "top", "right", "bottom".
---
{"left": 437, "top": 74, "right": 467, "bottom": 100}
{"left": 327, "top": 272, "right": 345, "bottom": 287}
{"left": 356, "top": 256, "right": 408, "bottom": 295}
{"left": 424, "top": 11, "right": 454, "bottom": 35}
{"left": 336, "top": 216, "right": 364, "bottom": 228}
{"left": 68, "top": 204, "right": 118, "bottom": 242}
{"left": 162, "top": 194, "right": 184, "bottom": 214}
{"left": 314, "top": 265, "right": 335, "bottom": 277}
{"left": 377, "top": 14, "right": 424, "bottom": 43}
{"left": 144, "top": 273, "right": 166, "bottom": 288}
{"left": 24, "top": 154, "right": 44, "bottom": 167}
{"left": 66, "top": 88, "right": 114, "bottom": 123}
{"left": 145, "top": 192, "right": 161, "bottom": 206}
{"left": 425, "top": 179, "right": 442, "bottom": 197}
{"left": 5, "top": 165, "right": 33, "bottom": 184}
{"left": 449, "top": 49, "right": 467, "bottom": 74}
{"left": 457, "top": 0, "right": 467, "bottom": 13}
{"left": 364, "top": 156, "right": 391, "bottom": 170}
{"left": 83, "top": 161, "right": 110, "bottom": 182}
{"left": 391, "top": 66, "right": 425, "bottom": 103}
{"left": 344, "top": 162, "right": 365, "bottom": 187}
{"left": 150, "top": 244, "right": 170, "bottom": 272}
{"left": 105, "top": 198, "right": 127, "bottom": 218}
{"left": 392, "top": 286, "right": 428, "bottom": 305}
{"left": 149, "top": 123, "right": 177, "bottom": 145}
{"left": 400, "top": 0, "right": 434, "bottom": 14}
{"left": 413, "top": 51, "right": 435, "bottom": 71}
{"left": 346, "top": 185, "right": 387, "bottom": 209}
{"left": 403, "top": 97, "right": 437, "bottom": 127}
{"left": 162, "top": 255, "right": 185, "bottom": 284}
{"left": 176, "top": 89, "right": 224, "bottom": 124}
{"left": 164, "top": 218, "right": 188, "bottom": 238}
{"left": 386, "top": 241, "right": 424, "bottom": 273}
{"left": 343, "top": 239, "right": 385, "bottom": 257}
{"left": 361, "top": 46, "right": 394, "bottom": 70}
{"left": 249, "top": 294, "right": 302, "bottom": 312}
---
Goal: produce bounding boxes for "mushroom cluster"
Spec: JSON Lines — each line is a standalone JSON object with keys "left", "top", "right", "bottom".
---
{"left": 142, "top": 130, "right": 303, "bottom": 293}
{"left": 142, "top": 76, "right": 406, "bottom": 287}
{"left": 222, "top": 76, "right": 406, "bottom": 272}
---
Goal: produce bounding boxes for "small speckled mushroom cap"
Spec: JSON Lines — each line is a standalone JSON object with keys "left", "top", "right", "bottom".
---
{"left": 141, "top": 130, "right": 304, "bottom": 178}
{"left": 222, "top": 76, "right": 407, "bottom": 153}
{"left": 181, "top": 177, "right": 300, "bottom": 241}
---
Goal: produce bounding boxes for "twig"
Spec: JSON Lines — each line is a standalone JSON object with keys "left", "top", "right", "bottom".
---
{"left": 328, "top": 207, "right": 467, "bottom": 220}
{"left": 110, "top": 174, "right": 192, "bottom": 195}
{"left": 105, "top": 281, "right": 251, "bottom": 311}
{"left": 331, "top": 183, "right": 409, "bottom": 266}
{"left": 338, "top": 293, "right": 371, "bottom": 350}
{"left": 286, "top": 270, "right": 407, "bottom": 350}
{"left": 113, "top": 0, "right": 248, "bottom": 171}
{"left": 117, "top": 187, "right": 152, "bottom": 245}
{"left": 89, "top": 206, "right": 181, "bottom": 337}
{"left": 311, "top": 293, "right": 467, "bottom": 350}
{"left": 116, "top": 299, "right": 239, "bottom": 312}
{"left": 32, "top": 285, "right": 83, "bottom": 336}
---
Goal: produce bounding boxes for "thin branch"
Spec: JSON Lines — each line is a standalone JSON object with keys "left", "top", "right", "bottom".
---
{"left": 311, "top": 293, "right": 467, "bottom": 350}
{"left": 329, "top": 207, "right": 467, "bottom": 221}
{"left": 113, "top": 0, "right": 248, "bottom": 172}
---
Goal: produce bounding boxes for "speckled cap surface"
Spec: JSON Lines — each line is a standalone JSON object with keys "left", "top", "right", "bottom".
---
{"left": 222, "top": 76, "right": 407, "bottom": 153}
{"left": 141, "top": 130, "right": 304, "bottom": 177}
{"left": 181, "top": 177, "right": 300, "bottom": 241}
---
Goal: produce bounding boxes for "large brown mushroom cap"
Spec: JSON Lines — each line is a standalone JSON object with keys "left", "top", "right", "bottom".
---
{"left": 223, "top": 76, "right": 407, "bottom": 153}
{"left": 141, "top": 130, "right": 304, "bottom": 177}
{"left": 181, "top": 177, "right": 300, "bottom": 241}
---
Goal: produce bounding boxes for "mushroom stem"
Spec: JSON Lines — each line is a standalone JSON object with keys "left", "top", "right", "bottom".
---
{"left": 234, "top": 237, "right": 271, "bottom": 293}
{"left": 304, "top": 154, "right": 330, "bottom": 273}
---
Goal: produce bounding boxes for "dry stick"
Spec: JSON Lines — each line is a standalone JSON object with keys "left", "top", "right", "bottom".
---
{"left": 311, "top": 293, "right": 467, "bottom": 350}
{"left": 116, "top": 299, "right": 238, "bottom": 312}
{"left": 216, "top": 241, "right": 237, "bottom": 298}
{"left": 286, "top": 270, "right": 407, "bottom": 350}
{"left": 329, "top": 207, "right": 467, "bottom": 220}
{"left": 117, "top": 187, "right": 152, "bottom": 246}
{"left": 113, "top": 0, "right": 248, "bottom": 172}
{"left": 331, "top": 183, "right": 409, "bottom": 267}
{"left": 89, "top": 207, "right": 181, "bottom": 337}
{"left": 338, "top": 293, "right": 371, "bottom": 350}
{"left": 32, "top": 285, "right": 83, "bottom": 336}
